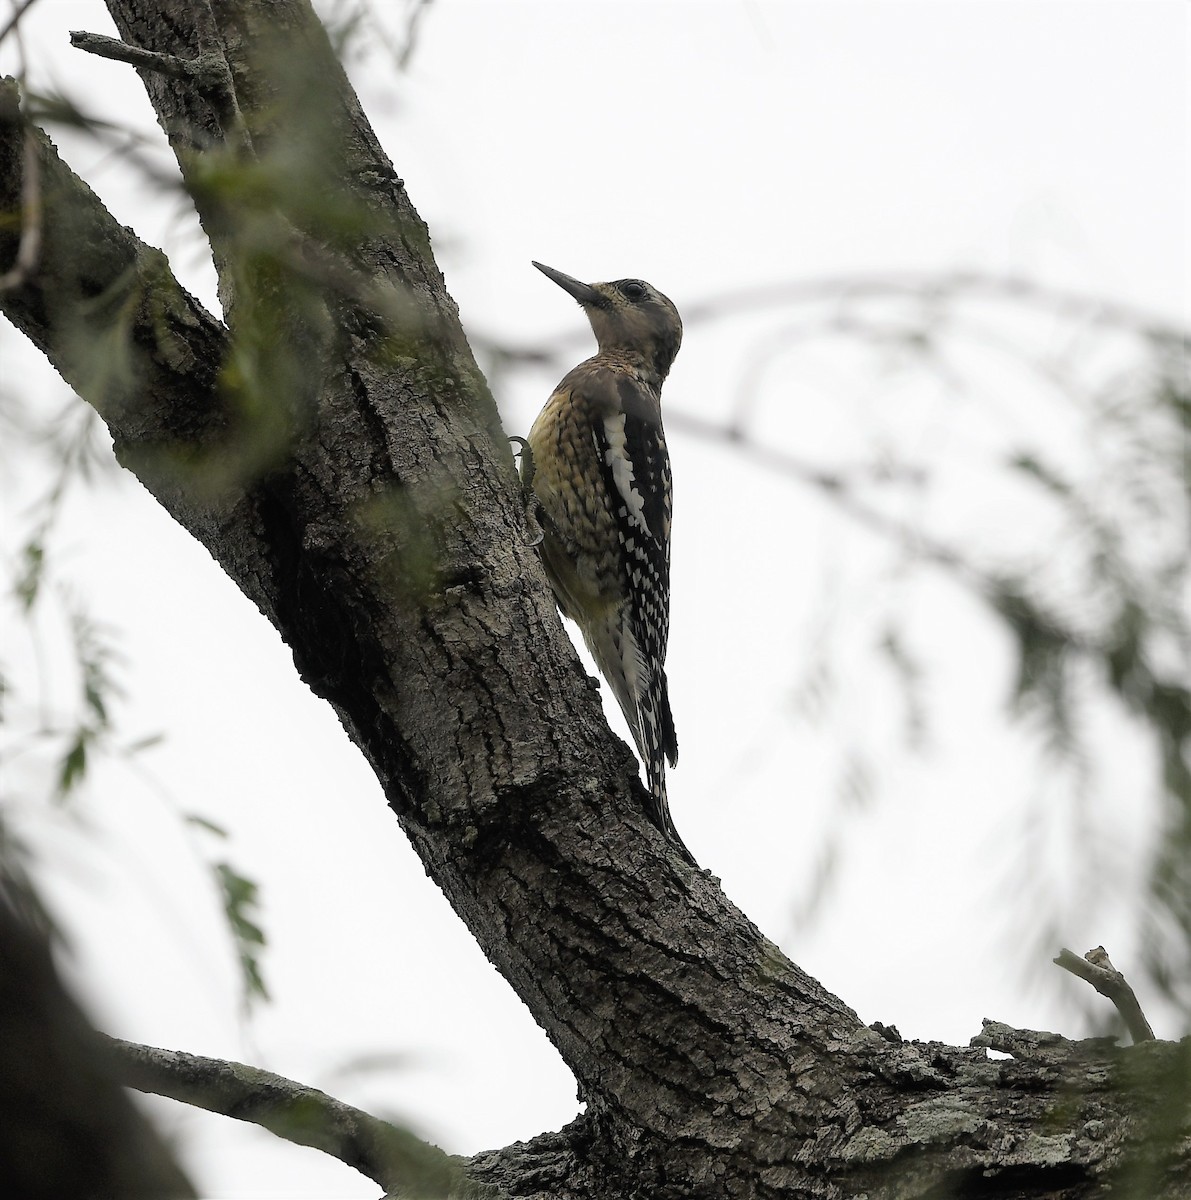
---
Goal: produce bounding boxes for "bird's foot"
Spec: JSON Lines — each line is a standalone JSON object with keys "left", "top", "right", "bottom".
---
{"left": 508, "top": 436, "right": 544, "bottom": 547}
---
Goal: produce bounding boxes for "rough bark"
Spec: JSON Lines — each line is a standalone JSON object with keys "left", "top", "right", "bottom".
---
{"left": 1, "top": 3, "right": 1188, "bottom": 1197}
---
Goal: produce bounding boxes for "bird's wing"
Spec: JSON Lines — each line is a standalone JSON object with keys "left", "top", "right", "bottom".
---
{"left": 587, "top": 372, "right": 677, "bottom": 768}
{"left": 582, "top": 369, "right": 671, "bottom": 624}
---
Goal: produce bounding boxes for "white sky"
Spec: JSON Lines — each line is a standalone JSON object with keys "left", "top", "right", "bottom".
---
{"left": 2, "top": 2, "right": 1188, "bottom": 1197}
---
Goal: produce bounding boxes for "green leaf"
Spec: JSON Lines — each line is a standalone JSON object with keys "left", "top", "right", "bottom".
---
{"left": 56, "top": 731, "right": 89, "bottom": 798}
{"left": 214, "top": 861, "right": 270, "bottom": 1007}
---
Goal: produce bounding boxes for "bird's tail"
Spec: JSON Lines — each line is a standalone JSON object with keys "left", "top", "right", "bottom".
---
{"left": 583, "top": 618, "right": 694, "bottom": 864}
{"left": 644, "top": 765, "right": 696, "bottom": 866}
{"left": 638, "top": 675, "right": 696, "bottom": 865}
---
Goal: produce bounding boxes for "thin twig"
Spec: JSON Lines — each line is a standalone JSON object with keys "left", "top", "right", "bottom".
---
{"left": 397, "top": 0, "right": 434, "bottom": 70}
{"left": 681, "top": 271, "right": 1184, "bottom": 343}
{"left": 665, "top": 407, "right": 968, "bottom": 576}
{"left": 0, "top": 0, "right": 40, "bottom": 48}
{"left": 1055, "top": 946, "right": 1156, "bottom": 1044}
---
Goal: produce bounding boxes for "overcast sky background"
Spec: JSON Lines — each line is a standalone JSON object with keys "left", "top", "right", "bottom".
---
{"left": 2, "top": 2, "right": 1188, "bottom": 1197}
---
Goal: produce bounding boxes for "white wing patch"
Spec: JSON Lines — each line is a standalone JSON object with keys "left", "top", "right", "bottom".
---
{"left": 599, "top": 413, "right": 653, "bottom": 538}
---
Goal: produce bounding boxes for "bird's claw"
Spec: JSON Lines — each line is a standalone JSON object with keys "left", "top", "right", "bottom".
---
{"left": 508, "top": 436, "right": 544, "bottom": 547}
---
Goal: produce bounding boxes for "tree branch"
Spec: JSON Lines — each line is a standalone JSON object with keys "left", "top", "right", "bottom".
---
{"left": 102, "top": 1036, "right": 499, "bottom": 1197}
{"left": 1056, "top": 946, "right": 1157, "bottom": 1045}
{"left": 69, "top": 29, "right": 227, "bottom": 87}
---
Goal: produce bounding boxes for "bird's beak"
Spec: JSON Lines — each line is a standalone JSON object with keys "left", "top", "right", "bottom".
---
{"left": 532, "top": 261, "right": 602, "bottom": 306}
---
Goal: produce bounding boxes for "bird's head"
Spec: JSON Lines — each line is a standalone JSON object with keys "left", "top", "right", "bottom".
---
{"left": 533, "top": 261, "right": 683, "bottom": 383}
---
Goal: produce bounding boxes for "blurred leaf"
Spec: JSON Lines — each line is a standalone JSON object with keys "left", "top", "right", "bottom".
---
{"left": 214, "top": 861, "right": 270, "bottom": 1007}
{"left": 56, "top": 730, "right": 88, "bottom": 799}
{"left": 14, "top": 538, "right": 45, "bottom": 611}
{"left": 877, "top": 625, "right": 929, "bottom": 751}
{"left": 185, "top": 814, "right": 229, "bottom": 839}
{"left": 838, "top": 749, "right": 874, "bottom": 813}
{"left": 122, "top": 732, "right": 166, "bottom": 755}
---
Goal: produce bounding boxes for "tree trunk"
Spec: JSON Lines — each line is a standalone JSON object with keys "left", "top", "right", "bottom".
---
{"left": 1, "top": 2, "right": 1187, "bottom": 1196}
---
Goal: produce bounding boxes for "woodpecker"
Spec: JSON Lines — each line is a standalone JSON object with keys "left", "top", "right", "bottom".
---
{"left": 526, "top": 261, "right": 692, "bottom": 863}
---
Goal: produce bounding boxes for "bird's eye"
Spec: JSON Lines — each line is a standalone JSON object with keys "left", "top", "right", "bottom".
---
{"left": 618, "top": 280, "right": 648, "bottom": 302}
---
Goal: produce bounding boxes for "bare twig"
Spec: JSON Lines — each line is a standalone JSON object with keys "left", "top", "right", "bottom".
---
{"left": 1055, "top": 946, "right": 1156, "bottom": 1044}
{"left": 341, "top": 0, "right": 436, "bottom": 74}
{"left": 397, "top": 0, "right": 434, "bottom": 71}
{"left": 665, "top": 407, "right": 966, "bottom": 571}
{"left": 681, "top": 271, "right": 1184, "bottom": 343}
{"left": 0, "top": 0, "right": 41, "bottom": 48}
{"left": 69, "top": 30, "right": 226, "bottom": 89}
{"left": 102, "top": 1036, "right": 500, "bottom": 1196}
